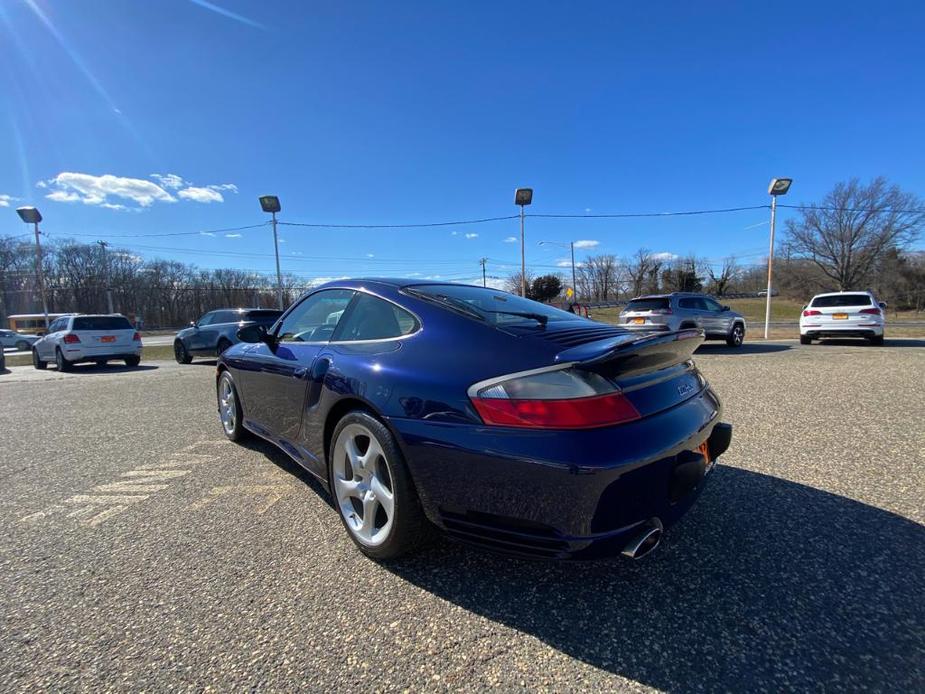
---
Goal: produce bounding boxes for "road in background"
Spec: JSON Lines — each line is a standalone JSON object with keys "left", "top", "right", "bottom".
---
{"left": 1, "top": 343, "right": 923, "bottom": 690}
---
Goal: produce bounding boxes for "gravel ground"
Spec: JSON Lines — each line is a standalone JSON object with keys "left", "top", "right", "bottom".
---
{"left": 0, "top": 339, "right": 923, "bottom": 692}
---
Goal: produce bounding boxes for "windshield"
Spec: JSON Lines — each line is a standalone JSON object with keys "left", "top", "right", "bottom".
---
{"left": 811, "top": 294, "right": 873, "bottom": 308}
{"left": 72, "top": 316, "right": 133, "bottom": 331}
{"left": 405, "top": 284, "right": 576, "bottom": 325}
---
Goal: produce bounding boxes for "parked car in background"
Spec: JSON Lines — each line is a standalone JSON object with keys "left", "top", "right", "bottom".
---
{"left": 0, "top": 329, "right": 38, "bottom": 352}
{"left": 216, "top": 279, "right": 731, "bottom": 561}
{"left": 799, "top": 291, "right": 886, "bottom": 345}
{"left": 173, "top": 308, "right": 283, "bottom": 363}
{"left": 32, "top": 314, "right": 142, "bottom": 371}
{"left": 618, "top": 293, "right": 747, "bottom": 347}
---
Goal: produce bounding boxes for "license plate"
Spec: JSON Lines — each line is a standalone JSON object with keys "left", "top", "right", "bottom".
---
{"left": 100, "top": 335, "right": 116, "bottom": 343}
{"left": 631, "top": 317, "right": 645, "bottom": 325}
{"left": 833, "top": 313, "right": 848, "bottom": 320}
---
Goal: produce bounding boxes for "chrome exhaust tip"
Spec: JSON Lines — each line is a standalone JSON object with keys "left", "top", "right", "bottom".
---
{"left": 621, "top": 518, "right": 664, "bottom": 560}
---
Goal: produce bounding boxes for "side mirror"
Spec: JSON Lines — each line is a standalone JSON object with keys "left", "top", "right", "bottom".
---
{"left": 879, "top": 301, "right": 887, "bottom": 309}
{"left": 237, "top": 324, "right": 276, "bottom": 348}
{"left": 189, "top": 321, "right": 197, "bottom": 329}
{"left": 721, "top": 305, "right": 731, "bottom": 312}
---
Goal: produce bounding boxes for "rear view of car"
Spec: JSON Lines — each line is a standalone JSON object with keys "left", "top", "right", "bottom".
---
{"left": 619, "top": 296, "right": 675, "bottom": 332}
{"left": 799, "top": 292, "right": 885, "bottom": 345}
{"left": 32, "top": 314, "right": 142, "bottom": 371}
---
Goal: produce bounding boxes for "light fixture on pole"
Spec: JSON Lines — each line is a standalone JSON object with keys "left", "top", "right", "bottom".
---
{"left": 539, "top": 240, "right": 577, "bottom": 302}
{"left": 514, "top": 188, "right": 533, "bottom": 297}
{"left": 259, "top": 195, "right": 284, "bottom": 310}
{"left": 16, "top": 206, "right": 50, "bottom": 329}
{"left": 764, "top": 177, "right": 792, "bottom": 339}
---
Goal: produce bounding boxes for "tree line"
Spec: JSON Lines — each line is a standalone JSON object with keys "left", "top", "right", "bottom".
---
{"left": 511, "top": 178, "right": 925, "bottom": 309}
{"left": 0, "top": 238, "right": 307, "bottom": 328}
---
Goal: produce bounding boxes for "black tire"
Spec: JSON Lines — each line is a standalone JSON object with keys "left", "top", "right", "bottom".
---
{"left": 55, "top": 348, "right": 72, "bottom": 372}
{"left": 33, "top": 349, "right": 48, "bottom": 370}
{"left": 216, "top": 338, "right": 232, "bottom": 355}
{"left": 726, "top": 323, "right": 745, "bottom": 347}
{"left": 800, "top": 335, "right": 812, "bottom": 345}
{"left": 217, "top": 370, "right": 248, "bottom": 442}
{"left": 125, "top": 355, "right": 141, "bottom": 367}
{"left": 15, "top": 340, "right": 29, "bottom": 351}
{"left": 329, "top": 411, "right": 431, "bottom": 561}
{"left": 868, "top": 335, "right": 884, "bottom": 346}
{"left": 174, "top": 340, "right": 192, "bottom": 364}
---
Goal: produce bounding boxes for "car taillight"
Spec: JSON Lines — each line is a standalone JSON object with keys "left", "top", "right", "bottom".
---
{"left": 650, "top": 308, "right": 672, "bottom": 315}
{"left": 469, "top": 366, "right": 641, "bottom": 429}
{"left": 132, "top": 331, "right": 141, "bottom": 341}
{"left": 63, "top": 333, "right": 80, "bottom": 344}
{"left": 859, "top": 308, "right": 881, "bottom": 315}
{"left": 802, "top": 310, "right": 821, "bottom": 317}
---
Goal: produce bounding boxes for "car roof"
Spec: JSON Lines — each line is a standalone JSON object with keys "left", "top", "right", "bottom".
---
{"left": 630, "top": 292, "right": 711, "bottom": 300}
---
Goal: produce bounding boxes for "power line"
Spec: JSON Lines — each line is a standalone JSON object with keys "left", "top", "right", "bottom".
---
{"left": 778, "top": 204, "right": 925, "bottom": 214}
{"left": 525, "top": 205, "right": 769, "bottom": 219}
{"left": 44, "top": 222, "right": 269, "bottom": 240}
{"left": 278, "top": 215, "right": 519, "bottom": 229}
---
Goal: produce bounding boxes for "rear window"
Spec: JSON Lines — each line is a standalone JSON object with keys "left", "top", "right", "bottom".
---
{"left": 811, "top": 294, "right": 873, "bottom": 308}
{"left": 625, "top": 298, "right": 670, "bottom": 311}
{"left": 73, "top": 316, "right": 133, "bottom": 331}
{"left": 405, "top": 284, "right": 574, "bottom": 325}
{"left": 244, "top": 310, "right": 283, "bottom": 321}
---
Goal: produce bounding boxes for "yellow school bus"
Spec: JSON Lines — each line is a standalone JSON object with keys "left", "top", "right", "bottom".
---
{"left": 7, "top": 313, "right": 69, "bottom": 335}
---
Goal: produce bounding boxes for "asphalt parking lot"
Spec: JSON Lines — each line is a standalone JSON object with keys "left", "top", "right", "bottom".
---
{"left": 1, "top": 340, "right": 923, "bottom": 691}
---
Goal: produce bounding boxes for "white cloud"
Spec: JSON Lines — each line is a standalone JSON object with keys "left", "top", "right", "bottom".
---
{"left": 465, "top": 233, "right": 478, "bottom": 239}
{"left": 225, "top": 233, "right": 242, "bottom": 238}
{"left": 43, "top": 172, "right": 176, "bottom": 208}
{"left": 450, "top": 231, "right": 458, "bottom": 236}
{"left": 573, "top": 239, "right": 600, "bottom": 249}
{"left": 178, "top": 186, "right": 224, "bottom": 203}
{"left": 652, "top": 251, "right": 679, "bottom": 261}
{"left": 150, "top": 173, "right": 187, "bottom": 189}
{"left": 0, "top": 194, "right": 14, "bottom": 207}
{"left": 503, "top": 236, "right": 517, "bottom": 243}
{"left": 209, "top": 183, "right": 238, "bottom": 193}
{"left": 200, "top": 231, "right": 216, "bottom": 237}
{"left": 584, "top": 208, "right": 592, "bottom": 213}
{"left": 366, "top": 253, "right": 375, "bottom": 258}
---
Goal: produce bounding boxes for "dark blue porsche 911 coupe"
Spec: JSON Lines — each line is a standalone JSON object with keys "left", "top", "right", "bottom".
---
{"left": 216, "top": 279, "right": 731, "bottom": 561}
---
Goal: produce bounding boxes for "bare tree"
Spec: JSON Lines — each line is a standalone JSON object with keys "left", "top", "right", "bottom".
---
{"left": 706, "top": 257, "right": 739, "bottom": 296}
{"left": 577, "top": 254, "right": 620, "bottom": 301}
{"left": 785, "top": 177, "right": 925, "bottom": 290}
{"left": 625, "top": 249, "right": 658, "bottom": 298}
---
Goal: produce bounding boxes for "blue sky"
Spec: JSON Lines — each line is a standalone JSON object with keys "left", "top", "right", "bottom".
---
{"left": 2, "top": 0, "right": 923, "bottom": 286}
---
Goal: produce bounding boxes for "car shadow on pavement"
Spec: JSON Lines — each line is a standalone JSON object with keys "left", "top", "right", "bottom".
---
{"left": 58, "top": 363, "right": 159, "bottom": 374}
{"left": 696, "top": 343, "right": 791, "bottom": 355}
{"left": 815, "top": 338, "right": 925, "bottom": 348}
{"left": 385, "top": 466, "right": 925, "bottom": 691}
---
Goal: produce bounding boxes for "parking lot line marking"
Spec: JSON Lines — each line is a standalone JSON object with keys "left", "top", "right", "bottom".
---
{"left": 86, "top": 505, "right": 128, "bottom": 527}
{"left": 121, "top": 469, "right": 191, "bottom": 480}
{"left": 136, "top": 454, "right": 215, "bottom": 470}
{"left": 92, "top": 482, "right": 170, "bottom": 493}
{"left": 190, "top": 484, "right": 292, "bottom": 514}
{"left": 67, "top": 494, "right": 150, "bottom": 504}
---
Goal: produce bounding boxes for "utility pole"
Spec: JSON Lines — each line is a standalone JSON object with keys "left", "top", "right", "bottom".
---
{"left": 97, "top": 240, "right": 114, "bottom": 313}
{"left": 514, "top": 188, "right": 533, "bottom": 298}
{"left": 480, "top": 257, "right": 488, "bottom": 287}
{"left": 271, "top": 210, "right": 284, "bottom": 310}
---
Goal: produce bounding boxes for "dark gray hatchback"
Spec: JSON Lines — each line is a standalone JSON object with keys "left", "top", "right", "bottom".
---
{"left": 173, "top": 308, "right": 282, "bottom": 363}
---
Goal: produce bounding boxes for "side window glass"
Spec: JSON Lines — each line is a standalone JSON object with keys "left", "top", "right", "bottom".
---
{"left": 333, "top": 293, "right": 418, "bottom": 342}
{"left": 197, "top": 312, "right": 214, "bottom": 327}
{"left": 703, "top": 298, "right": 722, "bottom": 312}
{"left": 277, "top": 289, "right": 355, "bottom": 342}
{"left": 678, "top": 298, "right": 695, "bottom": 309}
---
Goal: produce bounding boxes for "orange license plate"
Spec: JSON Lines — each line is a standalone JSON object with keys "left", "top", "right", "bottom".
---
{"left": 100, "top": 335, "right": 116, "bottom": 343}
{"left": 631, "top": 317, "right": 645, "bottom": 325}
{"left": 833, "top": 313, "right": 848, "bottom": 320}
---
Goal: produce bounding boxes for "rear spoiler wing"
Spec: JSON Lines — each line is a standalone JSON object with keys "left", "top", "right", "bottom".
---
{"left": 564, "top": 329, "right": 705, "bottom": 378}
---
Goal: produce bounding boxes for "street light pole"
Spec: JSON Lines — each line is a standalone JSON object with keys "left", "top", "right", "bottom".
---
{"left": 16, "top": 207, "right": 49, "bottom": 329}
{"left": 259, "top": 195, "right": 285, "bottom": 310}
{"left": 763, "top": 178, "right": 793, "bottom": 339}
{"left": 271, "top": 210, "right": 283, "bottom": 310}
{"left": 97, "top": 240, "right": 114, "bottom": 313}
{"left": 514, "top": 188, "right": 533, "bottom": 298}
{"left": 480, "top": 257, "right": 488, "bottom": 287}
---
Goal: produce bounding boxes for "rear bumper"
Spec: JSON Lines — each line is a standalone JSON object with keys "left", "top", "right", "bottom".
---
{"left": 388, "top": 388, "right": 728, "bottom": 559}
{"left": 800, "top": 323, "right": 883, "bottom": 338}
{"left": 618, "top": 323, "right": 672, "bottom": 333}
{"left": 61, "top": 345, "right": 142, "bottom": 362}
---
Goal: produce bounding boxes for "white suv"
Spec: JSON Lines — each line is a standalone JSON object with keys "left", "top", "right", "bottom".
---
{"left": 799, "top": 291, "right": 885, "bottom": 345}
{"left": 32, "top": 314, "right": 142, "bottom": 370}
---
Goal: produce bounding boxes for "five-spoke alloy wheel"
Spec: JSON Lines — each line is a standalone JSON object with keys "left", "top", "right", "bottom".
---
{"left": 217, "top": 371, "right": 246, "bottom": 441}
{"left": 329, "top": 411, "right": 429, "bottom": 560}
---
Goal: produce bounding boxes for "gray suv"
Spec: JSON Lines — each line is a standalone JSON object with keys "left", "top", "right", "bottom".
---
{"left": 174, "top": 308, "right": 282, "bottom": 363}
{"left": 618, "top": 293, "right": 747, "bottom": 347}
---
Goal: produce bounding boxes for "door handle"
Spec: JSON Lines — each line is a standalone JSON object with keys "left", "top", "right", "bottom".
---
{"left": 293, "top": 367, "right": 308, "bottom": 379}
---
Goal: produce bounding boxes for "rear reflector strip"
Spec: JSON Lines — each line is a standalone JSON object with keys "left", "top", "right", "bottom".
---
{"left": 472, "top": 392, "right": 641, "bottom": 429}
